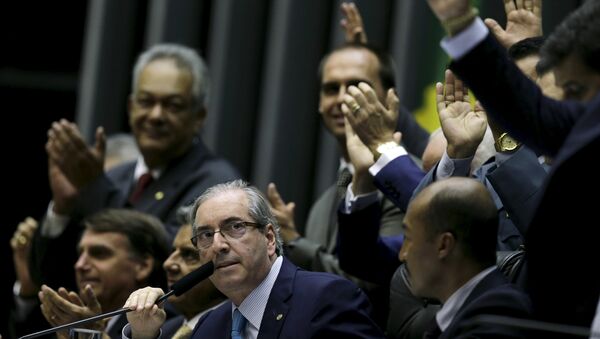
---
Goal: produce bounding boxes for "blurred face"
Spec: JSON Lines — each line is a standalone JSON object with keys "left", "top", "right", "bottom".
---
{"left": 164, "top": 225, "right": 222, "bottom": 315}
{"left": 193, "top": 190, "right": 276, "bottom": 301}
{"left": 554, "top": 53, "right": 600, "bottom": 102}
{"left": 75, "top": 230, "right": 148, "bottom": 310}
{"left": 399, "top": 195, "right": 441, "bottom": 299}
{"left": 319, "top": 48, "right": 385, "bottom": 141}
{"left": 129, "top": 59, "right": 203, "bottom": 168}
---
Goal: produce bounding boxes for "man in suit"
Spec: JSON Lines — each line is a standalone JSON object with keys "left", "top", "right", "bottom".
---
{"left": 32, "top": 43, "right": 240, "bottom": 291}
{"left": 123, "top": 180, "right": 384, "bottom": 339}
{"left": 37, "top": 209, "right": 170, "bottom": 339}
{"left": 400, "top": 177, "right": 531, "bottom": 338}
{"left": 426, "top": 0, "right": 600, "bottom": 330}
{"left": 161, "top": 206, "right": 227, "bottom": 339}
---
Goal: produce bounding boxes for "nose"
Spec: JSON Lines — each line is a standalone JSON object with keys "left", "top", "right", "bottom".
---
{"left": 163, "top": 251, "right": 179, "bottom": 272}
{"left": 148, "top": 101, "right": 165, "bottom": 121}
{"left": 74, "top": 252, "right": 89, "bottom": 271}
{"left": 336, "top": 85, "right": 348, "bottom": 104}
{"left": 210, "top": 231, "right": 230, "bottom": 253}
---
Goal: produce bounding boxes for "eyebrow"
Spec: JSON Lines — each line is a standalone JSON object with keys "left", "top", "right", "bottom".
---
{"left": 195, "top": 217, "right": 245, "bottom": 230}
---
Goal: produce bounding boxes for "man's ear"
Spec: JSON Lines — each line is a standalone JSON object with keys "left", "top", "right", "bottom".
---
{"left": 135, "top": 255, "right": 154, "bottom": 283}
{"left": 437, "top": 232, "right": 456, "bottom": 259}
{"left": 264, "top": 223, "right": 277, "bottom": 257}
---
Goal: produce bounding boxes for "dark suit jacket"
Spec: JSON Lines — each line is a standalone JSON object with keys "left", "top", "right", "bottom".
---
{"left": 449, "top": 32, "right": 600, "bottom": 328}
{"left": 439, "top": 269, "right": 532, "bottom": 339}
{"left": 190, "top": 257, "right": 384, "bottom": 339}
{"left": 162, "top": 315, "right": 185, "bottom": 338}
{"left": 413, "top": 146, "right": 547, "bottom": 251}
{"left": 31, "top": 138, "right": 240, "bottom": 290}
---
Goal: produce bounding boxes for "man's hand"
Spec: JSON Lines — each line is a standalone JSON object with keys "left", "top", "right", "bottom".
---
{"left": 46, "top": 120, "right": 106, "bottom": 191}
{"left": 485, "top": 0, "right": 542, "bottom": 49}
{"left": 342, "top": 83, "right": 399, "bottom": 158}
{"left": 436, "top": 70, "right": 487, "bottom": 159}
{"left": 340, "top": 2, "right": 367, "bottom": 44}
{"left": 266, "top": 183, "right": 300, "bottom": 243}
{"left": 344, "top": 117, "right": 377, "bottom": 196}
{"left": 426, "top": 0, "right": 471, "bottom": 22}
{"left": 11, "top": 217, "right": 40, "bottom": 297}
{"left": 124, "top": 287, "right": 166, "bottom": 339}
{"left": 39, "top": 284, "right": 105, "bottom": 338}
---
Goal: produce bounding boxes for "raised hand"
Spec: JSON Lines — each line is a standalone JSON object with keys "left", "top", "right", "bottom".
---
{"left": 124, "top": 287, "right": 166, "bottom": 339}
{"left": 343, "top": 116, "right": 377, "bottom": 195}
{"left": 46, "top": 120, "right": 106, "bottom": 191}
{"left": 341, "top": 83, "right": 399, "bottom": 158}
{"left": 266, "top": 183, "right": 300, "bottom": 243}
{"left": 485, "top": 0, "right": 542, "bottom": 49}
{"left": 11, "top": 217, "right": 39, "bottom": 297}
{"left": 426, "top": 0, "right": 471, "bottom": 22}
{"left": 340, "top": 2, "right": 367, "bottom": 44}
{"left": 436, "top": 70, "right": 487, "bottom": 159}
{"left": 39, "top": 284, "right": 106, "bottom": 338}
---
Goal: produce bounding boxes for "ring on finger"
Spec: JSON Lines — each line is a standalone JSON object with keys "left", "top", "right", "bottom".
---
{"left": 17, "top": 235, "right": 27, "bottom": 245}
{"left": 350, "top": 103, "right": 361, "bottom": 114}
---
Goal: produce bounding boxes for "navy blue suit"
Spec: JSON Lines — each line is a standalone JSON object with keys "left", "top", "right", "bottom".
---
{"left": 449, "top": 32, "right": 600, "bottom": 327}
{"left": 190, "top": 257, "right": 384, "bottom": 339}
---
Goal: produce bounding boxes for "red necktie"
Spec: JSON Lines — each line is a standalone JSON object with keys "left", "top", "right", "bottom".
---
{"left": 128, "top": 173, "right": 153, "bottom": 204}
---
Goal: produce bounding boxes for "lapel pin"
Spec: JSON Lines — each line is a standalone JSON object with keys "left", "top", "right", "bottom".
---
{"left": 276, "top": 314, "right": 283, "bottom": 321}
{"left": 155, "top": 191, "right": 164, "bottom": 200}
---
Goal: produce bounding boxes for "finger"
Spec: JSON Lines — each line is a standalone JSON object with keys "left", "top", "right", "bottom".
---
{"left": 504, "top": 0, "right": 516, "bottom": 13}
{"left": 267, "top": 183, "right": 284, "bottom": 207}
{"left": 66, "top": 290, "right": 83, "bottom": 306}
{"left": 340, "top": 100, "right": 359, "bottom": 130}
{"left": 82, "top": 284, "right": 102, "bottom": 312}
{"left": 287, "top": 202, "right": 295, "bottom": 213}
{"left": 347, "top": 85, "right": 369, "bottom": 109}
{"left": 435, "top": 82, "right": 446, "bottom": 114}
{"left": 484, "top": 19, "right": 505, "bottom": 41}
{"left": 516, "top": 0, "right": 524, "bottom": 11}
{"left": 524, "top": 0, "right": 533, "bottom": 11}
{"left": 343, "top": 115, "right": 356, "bottom": 141}
{"left": 533, "top": 0, "right": 542, "bottom": 16}
{"left": 444, "top": 70, "right": 455, "bottom": 103}
{"left": 61, "top": 120, "right": 88, "bottom": 153}
{"left": 95, "top": 126, "right": 106, "bottom": 160}
{"left": 40, "top": 303, "right": 59, "bottom": 326}
{"left": 392, "top": 132, "right": 403, "bottom": 144}
{"left": 357, "top": 82, "right": 378, "bottom": 107}
{"left": 386, "top": 89, "right": 400, "bottom": 119}
{"left": 454, "top": 76, "right": 465, "bottom": 102}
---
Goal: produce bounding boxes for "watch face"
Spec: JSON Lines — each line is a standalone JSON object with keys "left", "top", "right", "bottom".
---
{"left": 500, "top": 135, "right": 519, "bottom": 151}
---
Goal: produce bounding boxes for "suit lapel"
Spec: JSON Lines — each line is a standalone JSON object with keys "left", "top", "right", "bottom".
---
{"left": 257, "top": 258, "right": 295, "bottom": 339}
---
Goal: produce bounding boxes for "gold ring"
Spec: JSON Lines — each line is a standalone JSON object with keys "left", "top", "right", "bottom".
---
{"left": 17, "top": 235, "right": 27, "bottom": 245}
{"left": 350, "top": 103, "right": 361, "bottom": 114}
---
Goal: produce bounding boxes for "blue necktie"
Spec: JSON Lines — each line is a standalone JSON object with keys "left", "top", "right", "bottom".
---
{"left": 231, "top": 309, "right": 247, "bottom": 339}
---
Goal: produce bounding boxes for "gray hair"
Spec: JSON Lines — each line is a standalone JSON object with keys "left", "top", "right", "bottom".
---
{"left": 131, "top": 43, "right": 210, "bottom": 112}
{"left": 190, "top": 180, "right": 283, "bottom": 256}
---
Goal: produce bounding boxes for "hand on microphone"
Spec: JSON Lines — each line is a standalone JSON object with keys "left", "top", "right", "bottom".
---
{"left": 39, "top": 284, "right": 106, "bottom": 339}
{"left": 124, "top": 287, "right": 166, "bottom": 339}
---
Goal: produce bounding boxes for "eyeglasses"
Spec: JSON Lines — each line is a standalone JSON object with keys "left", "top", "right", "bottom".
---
{"left": 190, "top": 220, "right": 261, "bottom": 249}
{"left": 133, "top": 94, "right": 191, "bottom": 114}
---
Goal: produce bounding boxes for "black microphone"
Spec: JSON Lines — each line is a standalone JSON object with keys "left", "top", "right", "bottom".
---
{"left": 19, "top": 261, "right": 215, "bottom": 339}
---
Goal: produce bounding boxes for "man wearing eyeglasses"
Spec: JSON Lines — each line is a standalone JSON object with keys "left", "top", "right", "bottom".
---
{"left": 123, "top": 180, "right": 384, "bottom": 339}
{"left": 31, "top": 44, "right": 240, "bottom": 292}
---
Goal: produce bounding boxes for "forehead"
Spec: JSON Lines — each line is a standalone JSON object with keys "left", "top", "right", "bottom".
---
{"left": 136, "top": 59, "right": 193, "bottom": 96}
{"left": 174, "top": 225, "right": 193, "bottom": 245}
{"left": 195, "top": 190, "right": 250, "bottom": 226}
{"left": 322, "top": 48, "right": 381, "bottom": 82}
{"left": 79, "top": 230, "right": 131, "bottom": 250}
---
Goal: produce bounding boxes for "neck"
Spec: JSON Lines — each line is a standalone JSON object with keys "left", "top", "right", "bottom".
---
{"left": 437, "top": 263, "right": 485, "bottom": 303}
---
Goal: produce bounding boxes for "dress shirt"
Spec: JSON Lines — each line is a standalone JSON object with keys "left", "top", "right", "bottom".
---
{"left": 440, "top": 17, "right": 488, "bottom": 60}
{"left": 435, "top": 266, "right": 496, "bottom": 331}
{"left": 233, "top": 256, "right": 283, "bottom": 339}
{"left": 435, "top": 150, "right": 474, "bottom": 180}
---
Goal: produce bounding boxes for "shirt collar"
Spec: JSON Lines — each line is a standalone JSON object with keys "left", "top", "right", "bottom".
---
{"left": 436, "top": 266, "right": 496, "bottom": 331}
{"left": 233, "top": 256, "right": 283, "bottom": 334}
{"left": 339, "top": 158, "right": 355, "bottom": 175}
{"left": 133, "top": 156, "right": 162, "bottom": 180}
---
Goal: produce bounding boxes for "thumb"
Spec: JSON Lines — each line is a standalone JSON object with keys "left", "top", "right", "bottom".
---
{"left": 95, "top": 126, "right": 106, "bottom": 159}
{"left": 386, "top": 88, "right": 400, "bottom": 119}
{"left": 393, "top": 132, "right": 403, "bottom": 144}
{"left": 287, "top": 202, "right": 295, "bottom": 213}
{"left": 267, "top": 183, "right": 284, "bottom": 207}
{"left": 484, "top": 18, "right": 505, "bottom": 41}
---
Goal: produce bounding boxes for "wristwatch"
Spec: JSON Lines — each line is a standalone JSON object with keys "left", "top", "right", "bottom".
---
{"left": 495, "top": 132, "right": 521, "bottom": 152}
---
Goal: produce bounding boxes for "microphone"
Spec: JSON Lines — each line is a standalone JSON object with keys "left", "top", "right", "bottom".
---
{"left": 19, "top": 261, "right": 215, "bottom": 339}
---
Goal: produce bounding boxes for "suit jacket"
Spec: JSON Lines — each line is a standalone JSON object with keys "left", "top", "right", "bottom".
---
{"left": 190, "top": 257, "right": 384, "bottom": 339}
{"left": 413, "top": 146, "right": 547, "bottom": 251}
{"left": 162, "top": 315, "right": 185, "bottom": 339}
{"left": 450, "top": 32, "right": 600, "bottom": 328}
{"left": 31, "top": 138, "right": 240, "bottom": 290}
{"left": 439, "top": 269, "right": 532, "bottom": 339}
{"left": 286, "top": 180, "right": 404, "bottom": 326}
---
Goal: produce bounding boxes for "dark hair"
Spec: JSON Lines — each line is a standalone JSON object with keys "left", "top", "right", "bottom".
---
{"left": 420, "top": 179, "right": 499, "bottom": 267}
{"left": 317, "top": 42, "right": 397, "bottom": 90}
{"left": 508, "top": 36, "right": 545, "bottom": 61}
{"left": 83, "top": 209, "right": 170, "bottom": 289}
{"left": 537, "top": 0, "right": 600, "bottom": 75}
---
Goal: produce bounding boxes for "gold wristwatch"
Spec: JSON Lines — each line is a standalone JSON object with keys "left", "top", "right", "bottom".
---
{"left": 495, "top": 132, "right": 521, "bottom": 152}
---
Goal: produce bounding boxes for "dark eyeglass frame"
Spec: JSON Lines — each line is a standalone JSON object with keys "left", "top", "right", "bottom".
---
{"left": 190, "top": 220, "right": 262, "bottom": 249}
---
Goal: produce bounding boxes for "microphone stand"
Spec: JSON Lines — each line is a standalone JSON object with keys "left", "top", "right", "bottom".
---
{"left": 19, "top": 291, "right": 175, "bottom": 339}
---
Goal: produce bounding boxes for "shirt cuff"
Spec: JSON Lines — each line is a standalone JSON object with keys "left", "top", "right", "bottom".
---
{"left": 40, "top": 201, "right": 70, "bottom": 238}
{"left": 369, "top": 145, "right": 408, "bottom": 177}
{"left": 441, "top": 17, "right": 488, "bottom": 60}
{"left": 13, "top": 281, "right": 39, "bottom": 321}
{"left": 342, "top": 183, "right": 379, "bottom": 214}
{"left": 435, "top": 150, "right": 473, "bottom": 180}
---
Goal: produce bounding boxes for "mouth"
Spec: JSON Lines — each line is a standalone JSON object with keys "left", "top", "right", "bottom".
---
{"left": 214, "top": 260, "right": 238, "bottom": 270}
{"left": 77, "top": 278, "right": 100, "bottom": 288}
